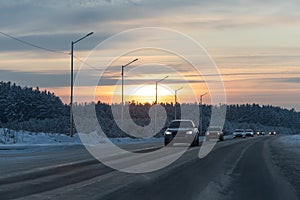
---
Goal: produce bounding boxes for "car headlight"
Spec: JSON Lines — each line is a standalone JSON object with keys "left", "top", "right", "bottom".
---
{"left": 217, "top": 132, "right": 220, "bottom": 135}
{"left": 186, "top": 130, "right": 193, "bottom": 135}
{"left": 165, "top": 131, "right": 172, "bottom": 135}
{"left": 206, "top": 132, "right": 210, "bottom": 136}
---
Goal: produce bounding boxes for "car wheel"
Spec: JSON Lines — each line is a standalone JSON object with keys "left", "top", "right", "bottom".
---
{"left": 164, "top": 139, "right": 170, "bottom": 146}
{"left": 191, "top": 138, "right": 199, "bottom": 147}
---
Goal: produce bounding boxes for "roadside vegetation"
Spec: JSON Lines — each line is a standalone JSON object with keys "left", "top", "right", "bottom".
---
{"left": 1, "top": 82, "right": 299, "bottom": 136}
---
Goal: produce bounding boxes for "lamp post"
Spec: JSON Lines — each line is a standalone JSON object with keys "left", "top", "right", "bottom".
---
{"left": 199, "top": 92, "right": 208, "bottom": 135}
{"left": 121, "top": 58, "right": 138, "bottom": 129}
{"left": 155, "top": 76, "right": 168, "bottom": 104}
{"left": 70, "top": 32, "right": 93, "bottom": 137}
{"left": 174, "top": 87, "right": 183, "bottom": 120}
{"left": 154, "top": 75, "right": 168, "bottom": 134}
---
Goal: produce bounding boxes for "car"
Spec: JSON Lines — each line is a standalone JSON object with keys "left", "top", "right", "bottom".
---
{"left": 164, "top": 120, "right": 199, "bottom": 146}
{"left": 205, "top": 126, "right": 224, "bottom": 141}
{"left": 256, "top": 130, "right": 265, "bottom": 136}
{"left": 233, "top": 129, "right": 245, "bottom": 138}
{"left": 269, "top": 131, "right": 277, "bottom": 135}
{"left": 244, "top": 129, "right": 254, "bottom": 137}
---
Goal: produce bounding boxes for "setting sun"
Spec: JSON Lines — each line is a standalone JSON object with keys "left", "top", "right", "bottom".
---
{"left": 127, "top": 85, "right": 174, "bottom": 104}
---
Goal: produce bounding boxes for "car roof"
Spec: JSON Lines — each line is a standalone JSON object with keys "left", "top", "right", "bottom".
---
{"left": 169, "top": 120, "right": 195, "bottom": 126}
{"left": 170, "top": 119, "right": 193, "bottom": 122}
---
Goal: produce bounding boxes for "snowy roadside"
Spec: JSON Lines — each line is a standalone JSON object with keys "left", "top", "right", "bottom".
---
{"left": 270, "top": 134, "right": 300, "bottom": 198}
{"left": 0, "top": 129, "right": 82, "bottom": 149}
{"left": 0, "top": 128, "right": 234, "bottom": 149}
{"left": 0, "top": 128, "right": 165, "bottom": 149}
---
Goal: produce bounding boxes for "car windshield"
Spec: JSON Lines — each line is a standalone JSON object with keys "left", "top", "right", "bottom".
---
{"left": 169, "top": 121, "right": 193, "bottom": 128}
{"left": 245, "top": 129, "right": 253, "bottom": 132}
{"left": 235, "top": 129, "right": 244, "bottom": 132}
{"left": 207, "top": 127, "right": 221, "bottom": 131}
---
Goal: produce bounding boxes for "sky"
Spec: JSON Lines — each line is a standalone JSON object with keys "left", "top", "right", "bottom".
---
{"left": 0, "top": 0, "right": 300, "bottom": 110}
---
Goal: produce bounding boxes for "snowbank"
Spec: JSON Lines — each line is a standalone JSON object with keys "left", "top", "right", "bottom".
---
{"left": 0, "top": 128, "right": 163, "bottom": 148}
{"left": 0, "top": 128, "right": 82, "bottom": 146}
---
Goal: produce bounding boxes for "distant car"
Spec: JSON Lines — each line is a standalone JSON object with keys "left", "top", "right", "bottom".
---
{"left": 205, "top": 126, "right": 224, "bottom": 141}
{"left": 164, "top": 120, "right": 199, "bottom": 146}
{"left": 244, "top": 129, "right": 254, "bottom": 137}
{"left": 256, "top": 131, "right": 265, "bottom": 136}
{"left": 269, "top": 131, "right": 277, "bottom": 135}
{"left": 233, "top": 129, "right": 245, "bottom": 138}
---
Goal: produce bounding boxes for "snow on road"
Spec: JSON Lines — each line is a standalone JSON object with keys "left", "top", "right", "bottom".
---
{"left": 278, "top": 134, "right": 300, "bottom": 147}
{"left": 270, "top": 134, "right": 300, "bottom": 198}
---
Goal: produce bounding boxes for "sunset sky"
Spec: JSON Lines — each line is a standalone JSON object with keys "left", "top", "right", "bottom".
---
{"left": 1, "top": 0, "right": 300, "bottom": 110}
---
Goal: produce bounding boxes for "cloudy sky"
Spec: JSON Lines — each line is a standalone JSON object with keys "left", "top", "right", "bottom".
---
{"left": 1, "top": 0, "right": 300, "bottom": 110}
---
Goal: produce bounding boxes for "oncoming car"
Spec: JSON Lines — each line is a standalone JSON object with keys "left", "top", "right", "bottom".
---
{"left": 269, "top": 131, "right": 277, "bottom": 135}
{"left": 205, "top": 126, "right": 224, "bottom": 141}
{"left": 233, "top": 129, "right": 245, "bottom": 138}
{"left": 256, "top": 131, "right": 265, "bottom": 136}
{"left": 245, "top": 129, "right": 254, "bottom": 137}
{"left": 164, "top": 120, "right": 199, "bottom": 146}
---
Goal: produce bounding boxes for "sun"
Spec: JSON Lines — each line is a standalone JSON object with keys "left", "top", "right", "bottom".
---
{"left": 128, "top": 85, "right": 173, "bottom": 104}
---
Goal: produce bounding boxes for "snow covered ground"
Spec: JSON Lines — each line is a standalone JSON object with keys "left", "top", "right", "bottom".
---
{"left": 270, "top": 134, "right": 300, "bottom": 197}
{"left": 0, "top": 128, "right": 164, "bottom": 148}
{"left": 0, "top": 128, "right": 236, "bottom": 148}
{"left": 277, "top": 134, "right": 300, "bottom": 147}
{"left": 0, "top": 128, "right": 82, "bottom": 147}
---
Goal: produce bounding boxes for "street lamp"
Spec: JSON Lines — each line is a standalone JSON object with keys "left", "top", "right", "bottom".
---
{"left": 70, "top": 32, "right": 93, "bottom": 137}
{"left": 174, "top": 87, "right": 183, "bottom": 120}
{"left": 155, "top": 76, "right": 168, "bottom": 104}
{"left": 154, "top": 75, "right": 168, "bottom": 134}
{"left": 199, "top": 92, "right": 208, "bottom": 135}
{"left": 121, "top": 58, "right": 138, "bottom": 129}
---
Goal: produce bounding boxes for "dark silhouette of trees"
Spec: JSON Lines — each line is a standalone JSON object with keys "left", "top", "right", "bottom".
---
{"left": 0, "top": 81, "right": 299, "bottom": 135}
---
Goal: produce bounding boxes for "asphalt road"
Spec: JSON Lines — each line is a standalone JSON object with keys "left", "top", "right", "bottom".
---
{"left": 0, "top": 136, "right": 299, "bottom": 200}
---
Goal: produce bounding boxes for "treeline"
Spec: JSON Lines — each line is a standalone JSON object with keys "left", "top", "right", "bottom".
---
{"left": 0, "top": 81, "right": 69, "bottom": 133}
{"left": 0, "top": 81, "right": 299, "bottom": 135}
{"left": 226, "top": 104, "right": 299, "bottom": 130}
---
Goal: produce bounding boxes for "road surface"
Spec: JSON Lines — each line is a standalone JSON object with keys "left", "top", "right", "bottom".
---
{"left": 0, "top": 135, "right": 299, "bottom": 200}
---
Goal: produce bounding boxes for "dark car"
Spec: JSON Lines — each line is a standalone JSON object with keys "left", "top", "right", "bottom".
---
{"left": 256, "top": 131, "right": 265, "bottom": 136}
{"left": 244, "top": 129, "right": 254, "bottom": 137}
{"left": 164, "top": 120, "right": 199, "bottom": 146}
{"left": 233, "top": 129, "right": 245, "bottom": 138}
{"left": 205, "top": 126, "right": 224, "bottom": 141}
{"left": 269, "top": 131, "right": 277, "bottom": 135}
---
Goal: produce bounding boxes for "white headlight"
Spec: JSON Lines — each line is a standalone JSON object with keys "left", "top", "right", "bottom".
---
{"left": 165, "top": 131, "right": 172, "bottom": 135}
{"left": 206, "top": 132, "right": 210, "bottom": 136}
{"left": 186, "top": 131, "right": 193, "bottom": 134}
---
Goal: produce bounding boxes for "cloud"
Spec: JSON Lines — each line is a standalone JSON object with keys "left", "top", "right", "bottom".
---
{"left": 0, "top": 32, "right": 108, "bottom": 52}
{"left": 1, "top": 0, "right": 300, "bottom": 53}
{"left": 0, "top": 69, "right": 70, "bottom": 87}
{"left": 1, "top": 0, "right": 300, "bottom": 110}
{"left": 277, "top": 77, "right": 300, "bottom": 83}
{"left": 0, "top": 68, "right": 206, "bottom": 88}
